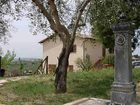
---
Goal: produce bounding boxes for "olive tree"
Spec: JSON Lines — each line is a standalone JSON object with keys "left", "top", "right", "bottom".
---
{"left": 29, "top": 0, "right": 91, "bottom": 93}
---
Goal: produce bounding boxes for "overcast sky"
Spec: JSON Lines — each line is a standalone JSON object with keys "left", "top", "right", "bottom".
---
{"left": 1, "top": 19, "right": 46, "bottom": 58}
{"left": 133, "top": 47, "right": 140, "bottom": 56}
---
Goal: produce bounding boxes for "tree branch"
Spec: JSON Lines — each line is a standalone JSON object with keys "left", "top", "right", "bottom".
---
{"left": 14, "top": 0, "right": 20, "bottom": 3}
{"left": 32, "top": 0, "right": 70, "bottom": 41}
{"left": 48, "top": 0, "right": 61, "bottom": 26}
{"left": 48, "top": 0, "right": 70, "bottom": 39}
{"left": 71, "top": 0, "right": 91, "bottom": 41}
{"left": 0, "top": 0, "right": 8, "bottom": 7}
{"left": 32, "top": 0, "right": 56, "bottom": 31}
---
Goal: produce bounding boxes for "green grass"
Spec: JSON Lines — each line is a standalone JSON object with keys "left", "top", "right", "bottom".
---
{"left": 0, "top": 68, "right": 140, "bottom": 105}
{"left": 68, "top": 68, "right": 114, "bottom": 99}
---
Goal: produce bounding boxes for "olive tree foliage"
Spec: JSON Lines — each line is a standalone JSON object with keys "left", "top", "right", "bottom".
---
{"left": 11, "top": 0, "right": 90, "bottom": 35}
{"left": 90, "top": 0, "right": 140, "bottom": 52}
{"left": 0, "top": 0, "right": 24, "bottom": 43}
{"left": 0, "top": 0, "right": 11, "bottom": 43}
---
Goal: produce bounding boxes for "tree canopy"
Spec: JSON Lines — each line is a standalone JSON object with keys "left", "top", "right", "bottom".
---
{"left": 0, "top": 0, "right": 23, "bottom": 43}
{"left": 90, "top": 0, "right": 140, "bottom": 52}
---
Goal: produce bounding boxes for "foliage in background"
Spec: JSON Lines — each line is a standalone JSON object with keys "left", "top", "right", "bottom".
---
{"left": 18, "top": 58, "right": 24, "bottom": 74}
{"left": 102, "top": 54, "right": 114, "bottom": 65}
{"left": 92, "top": 23, "right": 114, "bottom": 53}
{"left": 75, "top": 55, "right": 93, "bottom": 71}
{"left": 7, "top": 59, "right": 41, "bottom": 77}
{"left": 0, "top": 0, "right": 23, "bottom": 43}
{"left": 1, "top": 51, "right": 16, "bottom": 69}
{"left": 90, "top": 0, "right": 140, "bottom": 51}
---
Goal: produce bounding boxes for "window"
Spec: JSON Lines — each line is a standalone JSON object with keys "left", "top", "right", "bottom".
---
{"left": 71, "top": 45, "right": 76, "bottom": 53}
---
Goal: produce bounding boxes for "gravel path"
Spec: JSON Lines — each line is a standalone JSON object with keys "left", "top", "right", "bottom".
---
{"left": 64, "top": 98, "right": 111, "bottom": 105}
{"left": 0, "top": 76, "right": 28, "bottom": 86}
{"left": 76, "top": 99, "right": 110, "bottom": 105}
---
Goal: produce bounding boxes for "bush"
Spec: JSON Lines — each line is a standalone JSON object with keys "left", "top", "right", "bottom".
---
{"left": 103, "top": 54, "right": 114, "bottom": 65}
{"left": 1, "top": 51, "right": 16, "bottom": 69}
{"left": 75, "top": 55, "right": 93, "bottom": 71}
{"left": 6, "top": 69, "right": 22, "bottom": 77}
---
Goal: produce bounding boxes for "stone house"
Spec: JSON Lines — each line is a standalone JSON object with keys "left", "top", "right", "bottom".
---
{"left": 39, "top": 35, "right": 103, "bottom": 73}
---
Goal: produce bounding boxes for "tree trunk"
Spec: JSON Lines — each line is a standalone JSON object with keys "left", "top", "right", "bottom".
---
{"left": 55, "top": 45, "right": 71, "bottom": 93}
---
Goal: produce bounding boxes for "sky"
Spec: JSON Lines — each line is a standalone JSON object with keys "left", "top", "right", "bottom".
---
{"left": 133, "top": 47, "right": 140, "bottom": 56}
{"left": 1, "top": 19, "right": 46, "bottom": 58}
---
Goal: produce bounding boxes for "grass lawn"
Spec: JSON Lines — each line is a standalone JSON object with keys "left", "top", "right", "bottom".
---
{"left": 0, "top": 68, "right": 140, "bottom": 105}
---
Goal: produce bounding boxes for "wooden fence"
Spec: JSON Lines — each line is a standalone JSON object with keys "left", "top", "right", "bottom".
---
{"left": 34, "top": 56, "right": 48, "bottom": 74}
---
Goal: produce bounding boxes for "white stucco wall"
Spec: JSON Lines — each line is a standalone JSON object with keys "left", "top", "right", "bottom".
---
{"left": 43, "top": 37, "right": 62, "bottom": 65}
{"left": 41, "top": 36, "right": 103, "bottom": 71}
{"left": 84, "top": 41, "right": 103, "bottom": 65}
{"left": 69, "top": 38, "right": 84, "bottom": 70}
{"left": 42, "top": 37, "right": 84, "bottom": 70}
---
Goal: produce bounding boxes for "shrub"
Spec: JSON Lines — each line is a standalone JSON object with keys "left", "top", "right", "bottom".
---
{"left": 1, "top": 51, "right": 16, "bottom": 69}
{"left": 75, "top": 55, "right": 93, "bottom": 71}
{"left": 6, "top": 69, "right": 22, "bottom": 77}
{"left": 103, "top": 54, "right": 114, "bottom": 65}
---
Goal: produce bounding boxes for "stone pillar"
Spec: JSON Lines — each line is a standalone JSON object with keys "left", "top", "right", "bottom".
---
{"left": 111, "top": 20, "right": 137, "bottom": 105}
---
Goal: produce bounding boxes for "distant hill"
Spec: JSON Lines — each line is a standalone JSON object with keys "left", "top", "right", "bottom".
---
{"left": 14, "top": 58, "right": 42, "bottom": 62}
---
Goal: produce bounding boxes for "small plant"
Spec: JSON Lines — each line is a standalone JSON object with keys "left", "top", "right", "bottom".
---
{"left": 103, "top": 54, "right": 114, "bottom": 65}
{"left": 75, "top": 55, "right": 93, "bottom": 71}
{"left": 19, "top": 58, "right": 24, "bottom": 70}
{"left": 18, "top": 58, "right": 24, "bottom": 75}
{"left": 1, "top": 50, "right": 16, "bottom": 69}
